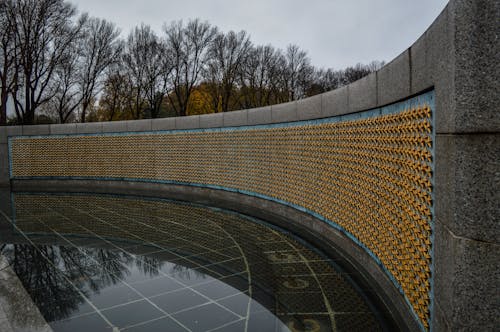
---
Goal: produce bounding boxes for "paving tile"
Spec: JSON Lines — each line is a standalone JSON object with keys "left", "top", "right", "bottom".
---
{"left": 149, "top": 288, "right": 209, "bottom": 314}
{"left": 246, "top": 309, "right": 288, "bottom": 331}
{"left": 122, "top": 316, "right": 186, "bottom": 332}
{"left": 129, "top": 276, "right": 183, "bottom": 297}
{"left": 87, "top": 284, "right": 141, "bottom": 309}
{"left": 167, "top": 269, "right": 216, "bottom": 286}
{"left": 101, "top": 299, "right": 164, "bottom": 329}
{"left": 172, "top": 303, "right": 239, "bottom": 332}
{"left": 208, "top": 319, "right": 244, "bottom": 332}
{"left": 50, "top": 313, "right": 111, "bottom": 332}
{"left": 216, "top": 292, "right": 252, "bottom": 317}
{"left": 191, "top": 278, "right": 240, "bottom": 300}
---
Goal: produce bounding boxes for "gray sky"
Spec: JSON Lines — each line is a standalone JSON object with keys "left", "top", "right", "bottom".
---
{"left": 71, "top": 0, "right": 448, "bottom": 69}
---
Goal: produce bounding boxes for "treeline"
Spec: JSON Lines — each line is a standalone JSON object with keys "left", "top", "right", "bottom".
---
{"left": 0, "top": 0, "right": 384, "bottom": 125}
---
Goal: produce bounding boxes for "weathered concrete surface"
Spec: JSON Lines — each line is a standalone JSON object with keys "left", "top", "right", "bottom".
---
{"left": 50, "top": 123, "right": 77, "bottom": 135}
{"left": 0, "top": 253, "right": 53, "bottom": 332}
{"left": 435, "top": 133, "right": 499, "bottom": 243}
{"left": 76, "top": 122, "right": 103, "bottom": 134}
{"left": 433, "top": 220, "right": 499, "bottom": 331}
{"left": 271, "top": 101, "right": 298, "bottom": 123}
{"left": 297, "top": 94, "right": 322, "bottom": 120}
{"left": 321, "top": 86, "right": 349, "bottom": 118}
{"left": 223, "top": 110, "right": 247, "bottom": 127}
{"left": 348, "top": 73, "right": 377, "bottom": 112}
{"left": 126, "top": 119, "right": 151, "bottom": 132}
{"left": 200, "top": 113, "right": 223, "bottom": 128}
{"left": 175, "top": 115, "right": 199, "bottom": 129}
{"left": 151, "top": 117, "right": 175, "bottom": 131}
{"left": 377, "top": 50, "right": 410, "bottom": 106}
{"left": 247, "top": 106, "right": 272, "bottom": 125}
{"left": 22, "top": 124, "right": 50, "bottom": 136}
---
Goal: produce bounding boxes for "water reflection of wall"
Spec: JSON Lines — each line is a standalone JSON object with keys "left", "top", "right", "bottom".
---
{"left": 2, "top": 193, "right": 384, "bottom": 330}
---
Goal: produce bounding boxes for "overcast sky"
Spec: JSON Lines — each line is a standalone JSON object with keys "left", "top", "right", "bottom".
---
{"left": 70, "top": 0, "right": 448, "bottom": 69}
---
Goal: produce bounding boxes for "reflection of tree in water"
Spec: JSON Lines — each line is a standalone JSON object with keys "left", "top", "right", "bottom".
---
{"left": 2, "top": 244, "right": 84, "bottom": 322}
{"left": 78, "top": 247, "right": 133, "bottom": 292}
{"left": 171, "top": 263, "right": 207, "bottom": 281}
{"left": 0, "top": 243, "right": 160, "bottom": 322}
{"left": 134, "top": 254, "right": 163, "bottom": 279}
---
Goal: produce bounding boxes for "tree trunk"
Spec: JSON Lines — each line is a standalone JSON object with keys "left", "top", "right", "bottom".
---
{"left": 0, "top": 87, "right": 8, "bottom": 125}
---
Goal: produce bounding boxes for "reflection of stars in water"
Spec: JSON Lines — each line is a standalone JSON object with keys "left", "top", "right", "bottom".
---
{"left": 267, "top": 252, "right": 300, "bottom": 263}
{"left": 287, "top": 318, "right": 322, "bottom": 332}
{"left": 282, "top": 277, "right": 309, "bottom": 290}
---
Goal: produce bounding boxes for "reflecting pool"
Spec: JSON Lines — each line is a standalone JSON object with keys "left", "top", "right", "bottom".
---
{"left": 0, "top": 193, "right": 391, "bottom": 331}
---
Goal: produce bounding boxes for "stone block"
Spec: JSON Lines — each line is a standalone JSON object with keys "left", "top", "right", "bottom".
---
{"left": 348, "top": 72, "right": 377, "bottom": 112}
{"left": 377, "top": 50, "right": 410, "bottom": 106}
{"left": 223, "top": 110, "right": 247, "bottom": 127}
{"left": 321, "top": 86, "right": 349, "bottom": 118}
{"left": 247, "top": 106, "right": 272, "bottom": 125}
{"left": 175, "top": 115, "right": 200, "bottom": 130}
{"left": 151, "top": 117, "right": 176, "bottom": 131}
{"left": 411, "top": 4, "right": 456, "bottom": 134}
{"left": 49, "top": 123, "right": 77, "bottom": 135}
{"left": 297, "top": 94, "right": 322, "bottom": 120}
{"left": 21, "top": 124, "right": 50, "bottom": 136}
{"left": 101, "top": 121, "right": 127, "bottom": 133}
{"left": 451, "top": 0, "right": 500, "bottom": 133}
{"left": 410, "top": 4, "right": 452, "bottom": 95}
{"left": 0, "top": 126, "right": 22, "bottom": 143}
{"left": 126, "top": 119, "right": 152, "bottom": 132}
{"left": 151, "top": 117, "right": 175, "bottom": 131}
{"left": 434, "top": 133, "right": 499, "bottom": 242}
{"left": 433, "top": 219, "right": 499, "bottom": 330}
{"left": 271, "top": 101, "right": 298, "bottom": 123}
{"left": 76, "top": 122, "right": 102, "bottom": 134}
{"left": 412, "top": 1, "right": 500, "bottom": 134}
{"left": 200, "top": 113, "right": 223, "bottom": 128}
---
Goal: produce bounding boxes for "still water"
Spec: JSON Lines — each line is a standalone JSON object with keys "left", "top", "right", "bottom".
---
{"left": 0, "top": 193, "right": 390, "bottom": 331}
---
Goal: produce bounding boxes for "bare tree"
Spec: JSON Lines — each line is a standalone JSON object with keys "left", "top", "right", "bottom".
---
{"left": 237, "top": 45, "right": 283, "bottom": 109}
{"left": 8, "top": 0, "right": 83, "bottom": 124}
{"left": 281, "top": 44, "right": 314, "bottom": 102}
{"left": 164, "top": 19, "right": 217, "bottom": 116}
{"left": 309, "top": 61, "right": 385, "bottom": 96}
{"left": 204, "top": 30, "right": 251, "bottom": 112}
{"left": 142, "top": 39, "right": 173, "bottom": 119}
{"left": 78, "top": 17, "right": 121, "bottom": 123}
{"left": 310, "top": 68, "right": 343, "bottom": 94}
{"left": 341, "top": 63, "right": 372, "bottom": 86}
{"left": 49, "top": 41, "right": 81, "bottom": 123}
{"left": 122, "top": 24, "right": 164, "bottom": 119}
{"left": 97, "top": 63, "right": 134, "bottom": 121}
{"left": 0, "top": 0, "right": 17, "bottom": 125}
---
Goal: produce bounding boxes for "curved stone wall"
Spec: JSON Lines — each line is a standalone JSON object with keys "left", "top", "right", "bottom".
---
{"left": 0, "top": 1, "right": 498, "bottom": 331}
{"left": 9, "top": 92, "right": 435, "bottom": 329}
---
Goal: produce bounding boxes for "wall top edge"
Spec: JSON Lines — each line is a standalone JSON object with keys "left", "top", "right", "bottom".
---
{"left": 6, "top": 91, "right": 435, "bottom": 140}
